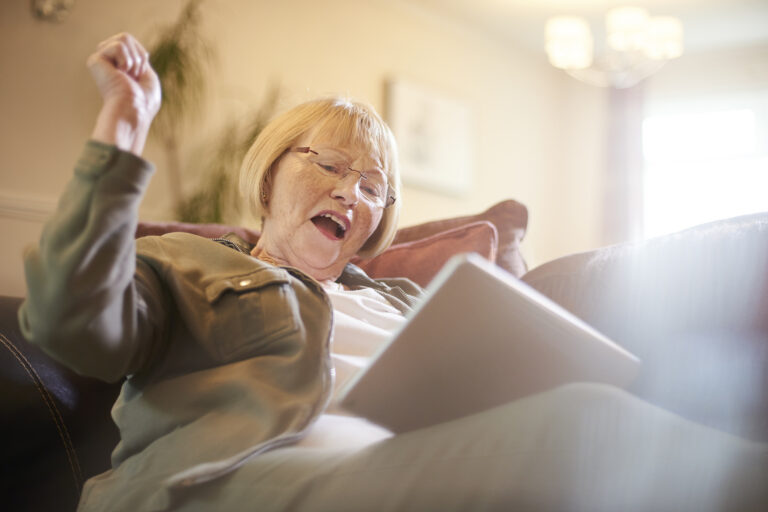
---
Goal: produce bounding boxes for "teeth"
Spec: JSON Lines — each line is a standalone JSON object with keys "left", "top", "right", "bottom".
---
{"left": 321, "top": 213, "right": 346, "bottom": 232}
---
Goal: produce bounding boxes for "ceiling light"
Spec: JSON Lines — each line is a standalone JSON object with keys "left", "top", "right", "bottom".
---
{"left": 545, "top": 7, "right": 684, "bottom": 88}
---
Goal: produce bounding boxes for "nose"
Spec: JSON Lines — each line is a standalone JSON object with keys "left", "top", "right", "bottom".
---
{"left": 331, "top": 171, "right": 362, "bottom": 207}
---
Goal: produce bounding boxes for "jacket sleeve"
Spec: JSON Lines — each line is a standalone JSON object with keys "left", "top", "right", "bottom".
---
{"left": 18, "top": 140, "right": 167, "bottom": 382}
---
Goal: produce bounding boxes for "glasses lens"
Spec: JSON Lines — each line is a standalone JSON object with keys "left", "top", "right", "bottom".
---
{"left": 358, "top": 173, "right": 388, "bottom": 203}
{"left": 308, "top": 149, "right": 390, "bottom": 206}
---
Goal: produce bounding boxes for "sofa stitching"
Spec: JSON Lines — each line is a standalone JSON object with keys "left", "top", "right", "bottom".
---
{"left": 0, "top": 333, "right": 84, "bottom": 495}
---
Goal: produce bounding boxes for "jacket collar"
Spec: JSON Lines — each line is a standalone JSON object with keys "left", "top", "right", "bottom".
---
{"left": 215, "top": 232, "right": 421, "bottom": 314}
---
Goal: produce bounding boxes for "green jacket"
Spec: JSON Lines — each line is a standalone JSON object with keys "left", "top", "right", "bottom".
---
{"left": 18, "top": 141, "right": 423, "bottom": 511}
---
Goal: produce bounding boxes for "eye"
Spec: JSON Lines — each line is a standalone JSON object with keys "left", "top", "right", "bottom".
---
{"left": 359, "top": 175, "right": 385, "bottom": 198}
{"left": 315, "top": 162, "right": 342, "bottom": 175}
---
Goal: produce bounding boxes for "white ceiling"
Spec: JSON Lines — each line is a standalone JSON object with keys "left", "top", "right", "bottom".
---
{"left": 404, "top": 0, "right": 768, "bottom": 56}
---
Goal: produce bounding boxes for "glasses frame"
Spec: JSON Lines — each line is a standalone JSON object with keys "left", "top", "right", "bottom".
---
{"left": 292, "top": 146, "right": 396, "bottom": 208}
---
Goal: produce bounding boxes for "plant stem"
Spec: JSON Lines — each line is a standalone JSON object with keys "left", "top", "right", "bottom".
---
{"left": 163, "top": 134, "right": 184, "bottom": 211}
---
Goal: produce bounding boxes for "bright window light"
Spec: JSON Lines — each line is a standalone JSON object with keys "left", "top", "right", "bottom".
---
{"left": 643, "top": 109, "right": 756, "bottom": 162}
{"left": 642, "top": 105, "right": 768, "bottom": 239}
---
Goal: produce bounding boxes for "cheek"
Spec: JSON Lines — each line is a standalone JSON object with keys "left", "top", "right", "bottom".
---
{"left": 361, "top": 209, "right": 384, "bottom": 239}
{"left": 271, "top": 170, "right": 324, "bottom": 216}
{"left": 293, "top": 175, "right": 333, "bottom": 208}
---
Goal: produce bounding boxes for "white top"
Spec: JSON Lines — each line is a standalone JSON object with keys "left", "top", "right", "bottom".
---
{"left": 295, "top": 285, "right": 407, "bottom": 449}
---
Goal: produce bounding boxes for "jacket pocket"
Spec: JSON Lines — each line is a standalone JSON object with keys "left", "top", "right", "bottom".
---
{"left": 204, "top": 267, "right": 301, "bottom": 361}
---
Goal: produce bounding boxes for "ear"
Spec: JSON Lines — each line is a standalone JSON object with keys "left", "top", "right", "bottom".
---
{"left": 260, "top": 166, "right": 274, "bottom": 209}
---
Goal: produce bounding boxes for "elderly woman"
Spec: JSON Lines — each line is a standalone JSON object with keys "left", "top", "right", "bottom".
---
{"left": 19, "top": 34, "right": 768, "bottom": 512}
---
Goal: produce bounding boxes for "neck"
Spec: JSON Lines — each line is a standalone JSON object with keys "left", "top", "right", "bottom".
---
{"left": 249, "top": 246, "right": 287, "bottom": 267}
{"left": 250, "top": 245, "right": 345, "bottom": 287}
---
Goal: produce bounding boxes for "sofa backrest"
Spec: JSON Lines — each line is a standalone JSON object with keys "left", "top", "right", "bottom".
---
{"left": 523, "top": 211, "right": 768, "bottom": 442}
{"left": 136, "top": 199, "right": 529, "bottom": 287}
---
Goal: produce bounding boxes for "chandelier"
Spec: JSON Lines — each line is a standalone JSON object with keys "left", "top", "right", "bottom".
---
{"left": 545, "top": 6, "right": 683, "bottom": 88}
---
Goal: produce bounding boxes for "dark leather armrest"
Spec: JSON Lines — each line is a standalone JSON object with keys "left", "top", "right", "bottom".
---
{"left": 0, "top": 296, "right": 123, "bottom": 511}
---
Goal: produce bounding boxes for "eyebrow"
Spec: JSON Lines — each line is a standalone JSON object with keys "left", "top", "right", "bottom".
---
{"left": 311, "top": 146, "right": 387, "bottom": 176}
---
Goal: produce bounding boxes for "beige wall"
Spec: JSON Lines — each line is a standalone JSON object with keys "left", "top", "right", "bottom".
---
{"left": 1, "top": 0, "right": 611, "bottom": 296}
{"left": 647, "top": 45, "right": 768, "bottom": 100}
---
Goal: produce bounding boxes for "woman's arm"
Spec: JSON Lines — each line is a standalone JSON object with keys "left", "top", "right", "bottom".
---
{"left": 18, "top": 34, "right": 165, "bottom": 382}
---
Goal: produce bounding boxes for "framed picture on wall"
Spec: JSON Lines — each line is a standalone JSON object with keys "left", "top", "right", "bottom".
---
{"left": 385, "top": 79, "right": 473, "bottom": 196}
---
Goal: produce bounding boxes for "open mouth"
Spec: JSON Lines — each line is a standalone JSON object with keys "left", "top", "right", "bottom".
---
{"left": 311, "top": 212, "right": 348, "bottom": 240}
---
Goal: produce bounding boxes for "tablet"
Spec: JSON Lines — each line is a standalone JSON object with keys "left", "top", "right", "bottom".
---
{"left": 338, "top": 253, "right": 641, "bottom": 433}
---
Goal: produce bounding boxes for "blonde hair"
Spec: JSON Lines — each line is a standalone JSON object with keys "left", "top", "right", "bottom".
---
{"left": 239, "top": 97, "right": 401, "bottom": 259}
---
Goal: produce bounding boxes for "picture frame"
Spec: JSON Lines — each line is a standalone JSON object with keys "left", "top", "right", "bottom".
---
{"left": 385, "top": 79, "right": 473, "bottom": 196}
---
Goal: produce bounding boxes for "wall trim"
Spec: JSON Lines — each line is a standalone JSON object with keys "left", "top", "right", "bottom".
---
{"left": 0, "top": 192, "right": 170, "bottom": 224}
{"left": 0, "top": 193, "right": 56, "bottom": 223}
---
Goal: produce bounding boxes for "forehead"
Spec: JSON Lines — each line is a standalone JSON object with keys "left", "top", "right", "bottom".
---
{"left": 297, "top": 121, "right": 388, "bottom": 171}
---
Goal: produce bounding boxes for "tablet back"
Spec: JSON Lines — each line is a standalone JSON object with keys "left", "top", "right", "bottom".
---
{"left": 339, "top": 253, "right": 641, "bottom": 433}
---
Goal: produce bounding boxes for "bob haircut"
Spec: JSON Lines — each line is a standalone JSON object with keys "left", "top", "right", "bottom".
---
{"left": 239, "top": 97, "right": 401, "bottom": 259}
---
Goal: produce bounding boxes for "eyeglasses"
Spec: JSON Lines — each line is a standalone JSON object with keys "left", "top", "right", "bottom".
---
{"left": 291, "top": 146, "right": 396, "bottom": 208}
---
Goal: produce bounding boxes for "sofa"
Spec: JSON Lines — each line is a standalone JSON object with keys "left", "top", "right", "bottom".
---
{"left": 2, "top": 199, "right": 767, "bottom": 511}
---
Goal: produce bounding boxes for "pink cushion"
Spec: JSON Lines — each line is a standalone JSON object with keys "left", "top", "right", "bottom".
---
{"left": 351, "top": 221, "right": 498, "bottom": 287}
{"left": 392, "top": 199, "right": 528, "bottom": 277}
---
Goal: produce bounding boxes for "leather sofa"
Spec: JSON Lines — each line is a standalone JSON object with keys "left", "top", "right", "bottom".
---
{"left": 3, "top": 200, "right": 767, "bottom": 511}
